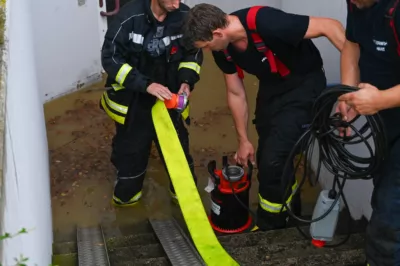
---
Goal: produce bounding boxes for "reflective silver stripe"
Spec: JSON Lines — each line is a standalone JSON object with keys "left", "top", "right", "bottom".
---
{"left": 162, "top": 34, "right": 183, "bottom": 46}
{"left": 115, "top": 63, "right": 132, "bottom": 85}
{"left": 258, "top": 181, "right": 298, "bottom": 213}
{"left": 129, "top": 32, "right": 144, "bottom": 44}
{"left": 104, "top": 92, "right": 128, "bottom": 114}
{"left": 117, "top": 169, "right": 146, "bottom": 180}
{"left": 178, "top": 62, "right": 201, "bottom": 74}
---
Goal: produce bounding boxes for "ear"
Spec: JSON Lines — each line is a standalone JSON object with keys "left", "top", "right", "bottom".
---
{"left": 212, "top": 29, "right": 223, "bottom": 38}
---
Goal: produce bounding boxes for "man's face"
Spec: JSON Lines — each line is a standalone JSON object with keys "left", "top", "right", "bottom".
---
{"left": 350, "top": 0, "right": 377, "bottom": 9}
{"left": 194, "top": 31, "right": 230, "bottom": 51}
{"left": 158, "top": 0, "right": 180, "bottom": 12}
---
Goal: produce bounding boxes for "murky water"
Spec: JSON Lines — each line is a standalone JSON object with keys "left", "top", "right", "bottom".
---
{"left": 44, "top": 52, "right": 319, "bottom": 242}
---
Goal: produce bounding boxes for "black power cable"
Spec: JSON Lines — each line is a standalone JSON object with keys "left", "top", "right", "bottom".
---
{"left": 280, "top": 84, "right": 387, "bottom": 246}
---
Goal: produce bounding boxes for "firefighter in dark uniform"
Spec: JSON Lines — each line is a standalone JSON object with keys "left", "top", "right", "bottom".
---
{"left": 182, "top": 4, "right": 345, "bottom": 231}
{"left": 338, "top": 0, "right": 400, "bottom": 265}
{"left": 100, "top": 0, "right": 203, "bottom": 206}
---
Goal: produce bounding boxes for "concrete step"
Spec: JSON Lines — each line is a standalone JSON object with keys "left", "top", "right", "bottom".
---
{"left": 106, "top": 232, "right": 158, "bottom": 249}
{"left": 107, "top": 243, "right": 167, "bottom": 263}
{"left": 111, "top": 257, "right": 170, "bottom": 266}
{"left": 259, "top": 249, "right": 365, "bottom": 266}
{"left": 226, "top": 233, "right": 365, "bottom": 265}
{"left": 52, "top": 253, "right": 78, "bottom": 266}
{"left": 217, "top": 226, "right": 307, "bottom": 248}
{"left": 53, "top": 241, "right": 77, "bottom": 255}
{"left": 52, "top": 220, "right": 366, "bottom": 265}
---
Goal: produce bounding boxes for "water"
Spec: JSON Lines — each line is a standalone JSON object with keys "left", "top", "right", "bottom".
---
{"left": 44, "top": 52, "right": 320, "bottom": 242}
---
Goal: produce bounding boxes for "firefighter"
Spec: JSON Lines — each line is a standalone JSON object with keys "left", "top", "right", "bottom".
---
{"left": 337, "top": 0, "right": 400, "bottom": 265}
{"left": 182, "top": 4, "right": 345, "bottom": 231}
{"left": 100, "top": 0, "right": 203, "bottom": 207}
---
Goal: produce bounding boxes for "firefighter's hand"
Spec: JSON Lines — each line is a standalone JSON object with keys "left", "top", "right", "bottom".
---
{"left": 335, "top": 101, "right": 357, "bottom": 137}
{"left": 146, "top": 83, "right": 172, "bottom": 101}
{"left": 338, "top": 83, "right": 384, "bottom": 115}
{"left": 178, "top": 83, "right": 191, "bottom": 97}
{"left": 235, "top": 140, "right": 255, "bottom": 167}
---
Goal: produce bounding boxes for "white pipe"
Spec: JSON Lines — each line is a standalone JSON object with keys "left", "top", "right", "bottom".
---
{"left": 2, "top": 0, "right": 53, "bottom": 263}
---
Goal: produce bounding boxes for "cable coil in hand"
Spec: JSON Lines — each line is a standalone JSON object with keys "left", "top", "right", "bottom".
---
{"left": 281, "top": 84, "right": 388, "bottom": 246}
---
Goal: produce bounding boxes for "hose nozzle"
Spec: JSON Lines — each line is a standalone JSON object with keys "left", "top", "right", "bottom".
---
{"left": 164, "top": 93, "right": 188, "bottom": 111}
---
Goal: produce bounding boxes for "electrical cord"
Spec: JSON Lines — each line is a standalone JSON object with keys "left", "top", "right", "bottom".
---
{"left": 280, "top": 84, "right": 387, "bottom": 246}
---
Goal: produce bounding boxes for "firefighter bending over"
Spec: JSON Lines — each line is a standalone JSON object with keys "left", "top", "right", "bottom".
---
{"left": 182, "top": 4, "right": 345, "bottom": 231}
{"left": 338, "top": 0, "right": 400, "bottom": 265}
{"left": 100, "top": 0, "right": 203, "bottom": 206}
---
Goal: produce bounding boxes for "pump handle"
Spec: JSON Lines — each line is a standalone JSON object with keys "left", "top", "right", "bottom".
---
{"left": 207, "top": 160, "right": 220, "bottom": 183}
{"left": 235, "top": 160, "right": 253, "bottom": 182}
{"left": 247, "top": 161, "right": 253, "bottom": 182}
{"left": 222, "top": 155, "right": 228, "bottom": 168}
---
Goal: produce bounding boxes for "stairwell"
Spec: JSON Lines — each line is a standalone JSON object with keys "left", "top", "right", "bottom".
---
{"left": 52, "top": 213, "right": 367, "bottom": 266}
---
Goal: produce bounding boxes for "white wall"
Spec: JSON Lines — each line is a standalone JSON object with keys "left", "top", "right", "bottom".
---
{"left": 183, "top": 0, "right": 281, "bottom": 13}
{"left": 282, "top": 0, "right": 347, "bottom": 84}
{"left": 282, "top": 0, "right": 373, "bottom": 220}
{"left": 31, "top": 0, "right": 108, "bottom": 102}
{"left": 1, "top": 0, "right": 53, "bottom": 264}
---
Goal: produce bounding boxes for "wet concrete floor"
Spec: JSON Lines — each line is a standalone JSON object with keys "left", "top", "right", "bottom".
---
{"left": 45, "top": 52, "right": 320, "bottom": 242}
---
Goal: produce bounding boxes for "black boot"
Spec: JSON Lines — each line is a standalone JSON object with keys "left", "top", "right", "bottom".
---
{"left": 112, "top": 172, "right": 145, "bottom": 207}
{"left": 255, "top": 206, "right": 288, "bottom": 231}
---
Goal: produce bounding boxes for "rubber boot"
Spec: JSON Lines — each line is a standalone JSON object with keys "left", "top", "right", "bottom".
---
{"left": 112, "top": 172, "right": 145, "bottom": 207}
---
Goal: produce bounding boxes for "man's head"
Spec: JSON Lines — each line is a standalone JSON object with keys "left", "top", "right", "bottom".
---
{"left": 350, "top": 0, "right": 378, "bottom": 9}
{"left": 157, "top": 0, "right": 180, "bottom": 12}
{"left": 182, "top": 3, "right": 231, "bottom": 51}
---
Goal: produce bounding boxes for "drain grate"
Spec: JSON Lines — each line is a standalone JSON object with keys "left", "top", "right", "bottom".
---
{"left": 77, "top": 226, "right": 110, "bottom": 266}
{"left": 150, "top": 219, "right": 205, "bottom": 266}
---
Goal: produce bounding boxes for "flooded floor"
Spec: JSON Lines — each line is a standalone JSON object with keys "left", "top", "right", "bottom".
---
{"left": 45, "top": 52, "right": 320, "bottom": 242}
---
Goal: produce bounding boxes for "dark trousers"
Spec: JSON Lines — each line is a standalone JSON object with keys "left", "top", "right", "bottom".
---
{"left": 366, "top": 133, "right": 400, "bottom": 266}
{"left": 254, "top": 69, "right": 327, "bottom": 230}
{"left": 111, "top": 95, "right": 196, "bottom": 202}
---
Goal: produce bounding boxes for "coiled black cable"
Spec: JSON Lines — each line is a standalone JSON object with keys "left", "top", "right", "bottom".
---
{"left": 280, "top": 84, "right": 387, "bottom": 246}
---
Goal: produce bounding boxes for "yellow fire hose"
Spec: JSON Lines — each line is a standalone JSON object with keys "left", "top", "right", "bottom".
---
{"left": 151, "top": 100, "right": 239, "bottom": 266}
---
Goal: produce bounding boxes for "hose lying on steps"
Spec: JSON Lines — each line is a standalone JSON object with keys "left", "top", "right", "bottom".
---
{"left": 281, "top": 84, "right": 388, "bottom": 247}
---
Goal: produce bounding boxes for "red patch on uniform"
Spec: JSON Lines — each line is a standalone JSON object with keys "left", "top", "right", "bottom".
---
{"left": 170, "top": 46, "right": 178, "bottom": 55}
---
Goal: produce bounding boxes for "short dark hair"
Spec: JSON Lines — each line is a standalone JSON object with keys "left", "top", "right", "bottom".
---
{"left": 182, "top": 4, "right": 228, "bottom": 49}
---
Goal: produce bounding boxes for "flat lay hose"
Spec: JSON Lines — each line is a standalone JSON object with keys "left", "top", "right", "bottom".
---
{"left": 152, "top": 100, "right": 239, "bottom": 266}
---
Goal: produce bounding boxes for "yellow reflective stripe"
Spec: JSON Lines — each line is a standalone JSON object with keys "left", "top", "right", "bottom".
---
{"left": 104, "top": 92, "right": 128, "bottom": 114}
{"left": 116, "top": 63, "right": 132, "bottom": 85}
{"left": 152, "top": 100, "right": 238, "bottom": 266}
{"left": 178, "top": 62, "right": 201, "bottom": 74}
{"left": 259, "top": 181, "right": 298, "bottom": 213}
{"left": 181, "top": 104, "right": 190, "bottom": 120}
{"left": 111, "top": 83, "right": 125, "bottom": 91}
{"left": 101, "top": 95, "right": 125, "bottom": 124}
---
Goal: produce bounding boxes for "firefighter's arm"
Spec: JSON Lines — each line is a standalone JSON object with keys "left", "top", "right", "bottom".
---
{"left": 178, "top": 48, "right": 203, "bottom": 91}
{"left": 304, "top": 17, "right": 346, "bottom": 51}
{"left": 224, "top": 73, "right": 249, "bottom": 143}
{"left": 341, "top": 40, "right": 360, "bottom": 86}
{"left": 101, "top": 19, "right": 152, "bottom": 93}
{"left": 375, "top": 85, "right": 400, "bottom": 110}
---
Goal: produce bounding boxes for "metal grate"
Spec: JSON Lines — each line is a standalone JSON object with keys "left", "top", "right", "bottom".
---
{"left": 150, "top": 219, "right": 205, "bottom": 266}
{"left": 77, "top": 226, "right": 110, "bottom": 266}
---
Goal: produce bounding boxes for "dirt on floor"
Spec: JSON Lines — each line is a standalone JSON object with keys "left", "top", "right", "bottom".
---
{"left": 45, "top": 52, "right": 320, "bottom": 242}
